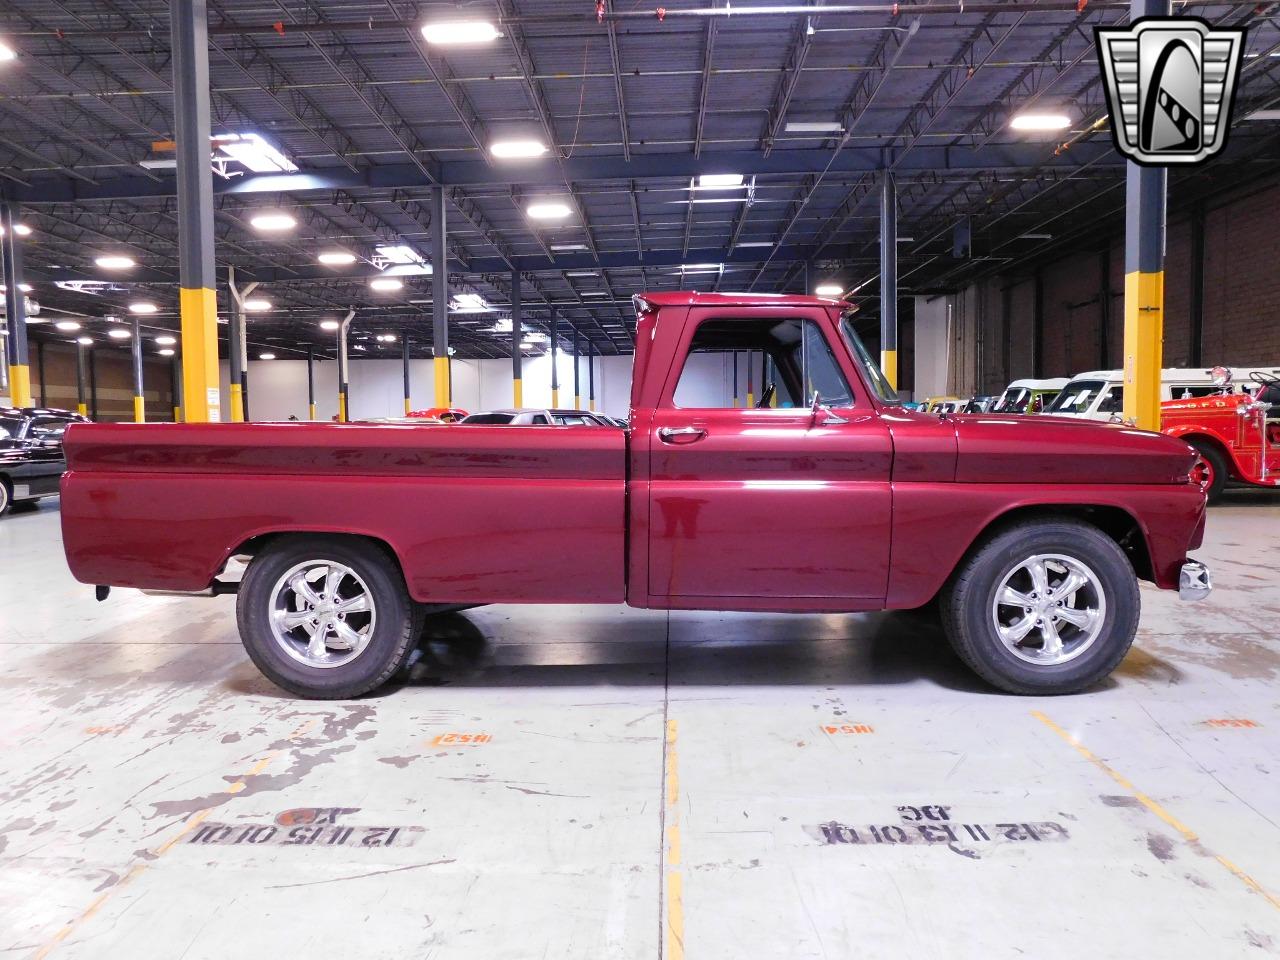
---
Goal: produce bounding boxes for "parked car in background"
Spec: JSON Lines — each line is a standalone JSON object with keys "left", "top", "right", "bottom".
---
{"left": 993, "top": 378, "right": 1069, "bottom": 414}
{"left": 1162, "top": 370, "right": 1280, "bottom": 502}
{"left": 921, "top": 396, "right": 962, "bottom": 414}
{"left": 962, "top": 396, "right": 997, "bottom": 414}
{"left": 361, "top": 416, "right": 445, "bottom": 425}
{"left": 408, "top": 407, "right": 468, "bottom": 423}
{"left": 1044, "top": 367, "right": 1280, "bottom": 422}
{"left": 460, "top": 408, "right": 614, "bottom": 426}
{"left": 0, "top": 407, "right": 90, "bottom": 516}
{"left": 61, "top": 290, "right": 1211, "bottom": 701}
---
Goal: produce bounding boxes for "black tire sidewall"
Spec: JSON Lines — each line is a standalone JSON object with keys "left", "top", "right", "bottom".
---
{"left": 0, "top": 478, "right": 10, "bottom": 517}
{"left": 236, "top": 537, "right": 414, "bottom": 698}
{"left": 947, "top": 522, "right": 1140, "bottom": 694}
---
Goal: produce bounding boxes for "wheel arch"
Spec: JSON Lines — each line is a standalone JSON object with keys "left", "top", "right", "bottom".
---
{"left": 226, "top": 530, "right": 405, "bottom": 581}
{"left": 1166, "top": 430, "right": 1238, "bottom": 480}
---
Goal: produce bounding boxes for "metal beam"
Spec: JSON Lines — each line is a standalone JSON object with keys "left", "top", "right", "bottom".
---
{"left": 171, "top": 0, "right": 221, "bottom": 423}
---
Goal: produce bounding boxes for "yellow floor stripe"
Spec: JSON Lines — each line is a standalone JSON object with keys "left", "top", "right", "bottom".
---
{"left": 33, "top": 719, "right": 317, "bottom": 957}
{"left": 1033, "top": 710, "right": 1280, "bottom": 910}
{"left": 663, "top": 718, "right": 683, "bottom": 960}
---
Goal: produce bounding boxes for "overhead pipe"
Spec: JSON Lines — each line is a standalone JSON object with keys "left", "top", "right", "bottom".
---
{"left": 9, "top": 0, "right": 1261, "bottom": 37}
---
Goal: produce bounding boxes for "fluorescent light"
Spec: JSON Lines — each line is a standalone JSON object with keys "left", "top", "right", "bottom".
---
{"left": 216, "top": 133, "right": 297, "bottom": 174}
{"left": 697, "top": 173, "right": 744, "bottom": 189}
{"left": 550, "top": 243, "right": 587, "bottom": 251}
{"left": 77, "top": 336, "right": 93, "bottom": 345}
{"left": 0, "top": 39, "right": 16, "bottom": 61}
{"left": 815, "top": 283, "right": 844, "bottom": 297}
{"left": 1021, "top": 232, "right": 1053, "bottom": 240}
{"left": 0, "top": 223, "right": 32, "bottom": 237}
{"left": 735, "top": 241, "right": 774, "bottom": 248}
{"left": 374, "top": 244, "right": 425, "bottom": 266}
{"left": 95, "top": 255, "right": 135, "bottom": 270}
{"left": 527, "top": 202, "right": 572, "bottom": 220}
{"left": 318, "top": 251, "right": 357, "bottom": 265}
{"left": 158, "top": 348, "right": 175, "bottom": 357}
{"left": 258, "top": 352, "right": 276, "bottom": 360}
{"left": 450, "top": 293, "right": 492, "bottom": 313}
{"left": 785, "top": 121, "right": 843, "bottom": 133}
{"left": 55, "top": 320, "right": 81, "bottom": 332}
{"left": 370, "top": 277, "right": 403, "bottom": 292}
{"left": 243, "top": 298, "right": 272, "bottom": 312}
{"left": 580, "top": 291, "right": 609, "bottom": 297}
{"left": 320, "top": 319, "right": 340, "bottom": 331}
{"left": 108, "top": 328, "right": 132, "bottom": 339}
{"left": 1010, "top": 113, "right": 1071, "bottom": 131}
{"left": 375, "top": 333, "right": 397, "bottom": 343}
{"left": 681, "top": 263, "right": 721, "bottom": 271}
{"left": 421, "top": 20, "right": 499, "bottom": 44}
{"left": 491, "top": 139, "right": 548, "bottom": 159}
{"left": 249, "top": 212, "right": 296, "bottom": 231}
{"left": 566, "top": 270, "right": 597, "bottom": 277}
{"left": 155, "top": 335, "right": 176, "bottom": 346}
{"left": 129, "top": 301, "right": 158, "bottom": 314}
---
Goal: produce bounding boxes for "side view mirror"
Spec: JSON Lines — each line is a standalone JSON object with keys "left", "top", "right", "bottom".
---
{"left": 809, "top": 391, "right": 849, "bottom": 426}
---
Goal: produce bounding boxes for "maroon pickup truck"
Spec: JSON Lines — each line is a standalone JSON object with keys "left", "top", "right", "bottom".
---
{"left": 60, "top": 292, "right": 1211, "bottom": 699}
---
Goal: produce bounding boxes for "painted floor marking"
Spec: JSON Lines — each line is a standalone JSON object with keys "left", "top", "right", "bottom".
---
{"left": 663, "top": 718, "right": 684, "bottom": 960}
{"left": 31, "top": 717, "right": 317, "bottom": 958}
{"left": 1032, "top": 710, "right": 1280, "bottom": 911}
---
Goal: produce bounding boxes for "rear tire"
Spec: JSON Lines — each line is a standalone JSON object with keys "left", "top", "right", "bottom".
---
{"left": 1188, "top": 440, "right": 1228, "bottom": 503}
{"left": 236, "top": 536, "right": 419, "bottom": 699}
{"left": 0, "top": 478, "right": 10, "bottom": 517}
{"left": 941, "top": 519, "right": 1139, "bottom": 695}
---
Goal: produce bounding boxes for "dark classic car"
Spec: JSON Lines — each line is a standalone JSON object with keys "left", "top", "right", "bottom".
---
{"left": 0, "top": 407, "right": 90, "bottom": 516}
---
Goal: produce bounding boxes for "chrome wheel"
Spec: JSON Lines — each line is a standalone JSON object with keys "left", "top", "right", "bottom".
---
{"left": 991, "top": 553, "right": 1106, "bottom": 666}
{"left": 269, "top": 560, "right": 377, "bottom": 669}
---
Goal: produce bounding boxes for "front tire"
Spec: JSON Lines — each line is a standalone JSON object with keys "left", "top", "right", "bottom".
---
{"left": 941, "top": 519, "right": 1139, "bottom": 695}
{"left": 1188, "top": 440, "right": 1228, "bottom": 503}
{"left": 236, "top": 536, "right": 419, "bottom": 699}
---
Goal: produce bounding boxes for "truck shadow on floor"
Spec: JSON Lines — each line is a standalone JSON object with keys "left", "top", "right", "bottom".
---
{"left": 381, "top": 610, "right": 1000, "bottom": 696}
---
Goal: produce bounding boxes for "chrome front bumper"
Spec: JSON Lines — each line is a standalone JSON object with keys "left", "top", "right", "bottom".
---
{"left": 1179, "top": 560, "right": 1212, "bottom": 601}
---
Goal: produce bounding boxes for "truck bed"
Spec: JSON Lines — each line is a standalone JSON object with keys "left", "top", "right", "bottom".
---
{"left": 61, "top": 422, "right": 628, "bottom": 604}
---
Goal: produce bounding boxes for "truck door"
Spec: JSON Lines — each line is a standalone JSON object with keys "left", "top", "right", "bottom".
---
{"left": 647, "top": 308, "right": 892, "bottom": 602}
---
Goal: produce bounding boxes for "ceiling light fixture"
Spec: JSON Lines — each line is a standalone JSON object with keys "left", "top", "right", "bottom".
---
{"left": 249, "top": 212, "right": 297, "bottom": 231}
{"left": 0, "top": 283, "right": 33, "bottom": 293}
{"left": 491, "top": 139, "right": 548, "bottom": 159}
{"left": 735, "top": 241, "right": 774, "bottom": 248}
{"left": 318, "top": 251, "right": 357, "bottom": 266}
{"left": 55, "top": 320, "right": 81, "bottom": 332}
{"left": 155, "top": 335, "right": 176, "bottom": 346}
{"left": 784, "top": 121, "right": 843, "bottom": 133}
{"left": 129, "top": 301, "right": 158, "bottom": 314}
{"left": 374, "top": 244, "right": 426, "bottom": 266}
{"left": 0, "top": 39, "right": 17, "bottom": 61}
{"left": 696, "top": 173, "right": 745, "bottom": 190}
{"left": 320, "top": 319, "right": 340, "bottom": 331}
{"left": 0, "top": 223, "right": 32, "bottom": 236}
{"left": 370, "top": 277, "right": 403, "bottom": 292}
{"left": 527, "top": 202, "right": 572, "bottom": 220}
{"left": 95, "top": 255, "right": 135, "bottom": 270}
{"left": 108, "top": 328, "right": 132, "bottom": 339}
{"left": 1009, "top": 113, "right": 1071, "bottom": 131}
{"left": 258, "top": 352, "right": 276, "bottom": 360}
{"left": 565, "top": 270, "right": 598, "bottom": 277}
{"left": 243, "top": 298, "right": 272, "bottom": 312}
{"left": 215, "top": 133, "right": 298, "bottom": 173}
{"left": 421, "top": 20, "right": 499, "bottom": 44}
{"left": 815, "top": 283, "right": 844, "bottom": 297}
{"left": 158, "top": 348, "right": 175, "bottom": 356}
{"left": 550, "top": 243, "right": 587, "bottom": 252}
{"left": 77, "top": 336, "right": 93, "bottom": 345}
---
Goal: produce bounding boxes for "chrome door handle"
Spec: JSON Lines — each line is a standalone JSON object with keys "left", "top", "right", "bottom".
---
{"left": 658, "top": 425, "right": 707, "bottom": 442}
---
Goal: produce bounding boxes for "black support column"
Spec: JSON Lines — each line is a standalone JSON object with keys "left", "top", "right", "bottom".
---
{"left": 550, "top": 309, "right": 560, "bottom": 407}
{"left": 431, "top": 186, "right": 450, "bottom": 407}
{"left": 402, "top": 334, "right": 412, "bottom": 415}
{"left": 573, "top": 328, "right": 581, "bottom": 409}
{"left": 879, "top": 174, "right": 898, "bottom": 390}
{"left": 75, "top": 340, "right": 88, "bottom": 416}
{"left": 170, "top": 0, "right": 220, "bottom": 422}
{"left": 131, "top": 315, "right": 145, "bottom": 421}
{"left": 511, "top": 270, "right": 523, "bottom": 406}
{"left": 306, "top": 345, "right": 316, "bottom": 420}
{"left": 1, "top": 204, "right": 32, "bottom": 407}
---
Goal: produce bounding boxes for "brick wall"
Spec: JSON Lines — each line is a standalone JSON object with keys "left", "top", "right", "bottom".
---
{"left": 962, "top": 175, "right": 1280, "bottom": 393}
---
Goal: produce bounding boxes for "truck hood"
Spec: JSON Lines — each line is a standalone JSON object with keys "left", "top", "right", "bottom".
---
{"left": 951, "top": 414, "right": 1197, "bottom": 484}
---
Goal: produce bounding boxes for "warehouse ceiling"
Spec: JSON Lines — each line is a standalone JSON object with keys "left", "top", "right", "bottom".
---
{"left": 2, "top": 0, "right": 1279, "bottom": 360}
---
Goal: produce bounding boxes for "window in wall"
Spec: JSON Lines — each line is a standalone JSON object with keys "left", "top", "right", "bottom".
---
{"left": 672, "top": 318, "right": 853, "bottom": 409}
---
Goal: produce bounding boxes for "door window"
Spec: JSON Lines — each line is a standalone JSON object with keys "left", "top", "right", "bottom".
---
{"left": 671, "top": 317, "right": 852, "bottom": 409}
{"left": 29, "top": 417, "right": 70, "bottom": 439}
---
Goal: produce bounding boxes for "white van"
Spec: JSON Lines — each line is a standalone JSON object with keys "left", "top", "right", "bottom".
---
{"left": 1044, "top": 367, "right": 1280, "bottom": 421}
{"left": 991, "top": 378, "right": 1070, "bottom": 414}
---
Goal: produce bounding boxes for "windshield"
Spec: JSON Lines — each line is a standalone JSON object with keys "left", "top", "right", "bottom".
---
{"left": 0, "top": 417, "right": 24, "bottom": 439}
{"left": 994, "top": 388, "right": 1028, "bottom": 413}
{"left": 839, "top": 315, "right": 900, "bottom": 405}
{"left": 1046, "top": 380, "right": 1106, "bottom": 415}
{"left": 460, "top": 413, "right": 515, "bottom": 424}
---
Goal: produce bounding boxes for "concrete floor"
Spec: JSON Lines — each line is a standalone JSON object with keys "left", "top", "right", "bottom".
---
{"left": 2, "top": 493, "right": 1279, "bottom": 959}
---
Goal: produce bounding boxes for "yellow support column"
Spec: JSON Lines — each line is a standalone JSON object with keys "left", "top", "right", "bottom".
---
{"left": 8, "top": 365, "right": 32, "bottom": 408}
{"left": 1, "top": 204, "right": 33, "bottom": 408}
{"left": 1121, "top": 159, "right": 1167, "bottom": 432}
{"left": 880, "top": 349, "right": 898, "bottom": 390}
{"left": 513, "top": 378, "right": 523, "bottom": 407}
{"left": 433, "top": 356, "right": 450, "bottom": 407}
{"left": 180, "top": 288, "right": 220, "bottom": 422}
